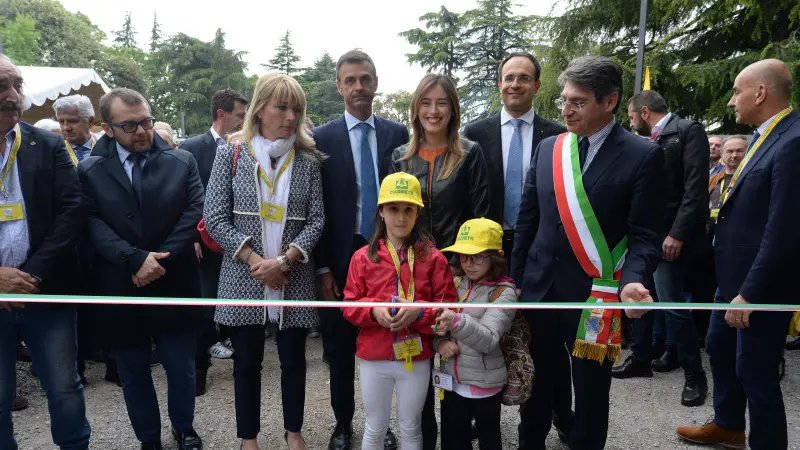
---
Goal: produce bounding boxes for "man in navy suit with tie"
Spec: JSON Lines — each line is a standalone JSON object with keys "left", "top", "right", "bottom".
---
{"left": 512, "top": 56, "right": 664, "bottom": 450}
{"left": 677, "top": 59, "right": 799, "bottom": 450}
{"left": 313, "top": 50, "right": 409, "bottom": 450}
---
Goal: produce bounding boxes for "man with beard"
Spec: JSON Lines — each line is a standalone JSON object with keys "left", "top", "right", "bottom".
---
{"left": 80, "top": 88, "right": 205, "bottom": 450}
{"left": 614, "top": 90, "right": 709, "bottom": 408}
{"left": 0, "top": 57, "right": 90, "bottom": 450}
{"left": 179, "top": 89, "right": 248, "bottom": 395}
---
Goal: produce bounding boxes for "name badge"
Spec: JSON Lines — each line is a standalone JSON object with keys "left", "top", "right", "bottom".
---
{"left": 260, "top": 202, "right": 285, "bottom": 223}
{"left": 393, "top": 335, "right": 423, "bottom": 361}
{"left": 0, "top": 202, "right": 24, "bottom": 222}
{"left": 432, "top": 371, "right": 453, "bottom": 391}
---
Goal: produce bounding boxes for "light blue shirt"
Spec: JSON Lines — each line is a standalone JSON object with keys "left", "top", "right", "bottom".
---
{"left": 209, "top": 127, "right": 226, "bottom": 147}
{"left": 344, "top": 111, "right": 379, "bottom": 233}
{"left": 0, "top": 125, "right": 30, "bottom": 269}
{"left": 116, "top": 142, "right": 147, "bottom": 183}
{"left": 500, "top": 108, "right": 535, "bottom": 181}
{"left": 581, "top": 119, "right": 616, "bottom": 173}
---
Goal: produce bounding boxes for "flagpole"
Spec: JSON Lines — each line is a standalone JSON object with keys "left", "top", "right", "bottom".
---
{"left": 634, "top": 0, "right": 649, "bottom": 94}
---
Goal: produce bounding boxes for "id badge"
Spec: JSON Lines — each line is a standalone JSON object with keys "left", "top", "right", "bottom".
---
{"left": 393, "top": 335, "right": 422, "bottom": 360}
{"left": 432, "top": 371, "right": 453, "bottom": 391}
{"left": 0, "top": 202, "right": 24, "bottom": 222}
{"left": 260, "top": 202, "right": 285, "bottom": 223}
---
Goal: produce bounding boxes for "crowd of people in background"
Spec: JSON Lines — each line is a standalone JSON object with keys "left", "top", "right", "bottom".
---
{"left": 0, "top": 47, "right": 798, "bottom": 450}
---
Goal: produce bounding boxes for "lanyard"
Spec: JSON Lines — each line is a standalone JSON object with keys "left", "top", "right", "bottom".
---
{"left": 386, "top": 240, "right": 415, "bottom": 302}
{"left": 64, "top": 137, "right": 96, "bottom": 167}
{"left": 249, "top": 142, "right": 294, "bottom": 197}
{"left": 0, "top": 124, "right": 22, "bottom": 197}
{"left": 721, "top": 107, "right": 793, "bottom": 205}
{"left": 453, "top": 276, "right": 477, "bottom": 314}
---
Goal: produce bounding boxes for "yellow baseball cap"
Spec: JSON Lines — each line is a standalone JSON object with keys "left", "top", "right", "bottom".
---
{"left": 441, "top": 218, "right": 503, "bottom": 255}
{"left": 378, "top": 172, "right": 424, "bottom": 208}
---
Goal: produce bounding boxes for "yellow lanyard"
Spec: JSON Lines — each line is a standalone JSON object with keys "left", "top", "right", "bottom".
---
{"left": 248, "top": 141, "right": 294, "bottom": 197}
{"left": 64, "top": 137, "right": 96, "bottom": 167}
{"left": 721, "top": 107, "right": 793, "bottom": 205}
{"left": 453, "top": 276, "right": 477, "bottom": 314}
{"left": 0, "top": 124, "right": 22, "bottom": 197}
{"left": 386, "top": 240, "right": 415, "bottom": 301}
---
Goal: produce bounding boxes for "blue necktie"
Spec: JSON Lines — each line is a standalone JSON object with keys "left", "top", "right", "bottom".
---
{"left": 359, "top": 122, "right": 378, "bottom": 238}
{"left": 74, "top": 145, "right": 87, "bottom": 162}
{"left": 504, "top": 119, "right": 524, "bottom": 228}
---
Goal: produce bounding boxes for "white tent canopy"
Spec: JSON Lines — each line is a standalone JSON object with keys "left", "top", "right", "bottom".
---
{"left": 19, "top": 66, "right": 110, "bottom": 125}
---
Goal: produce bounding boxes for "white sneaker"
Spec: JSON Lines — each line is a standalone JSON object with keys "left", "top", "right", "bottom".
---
{"left": 209, "top": 342, "right": 233, "bottom": 359}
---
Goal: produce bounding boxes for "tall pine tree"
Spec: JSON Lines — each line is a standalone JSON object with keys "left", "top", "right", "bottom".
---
{"left": 149, "top": 11, "right": 162, "bottom": 52}
{"left": 264, "top": 30, "right": 302, "bottom": 75}
{"left": 298, "top": 51, "right": 340, "bottom": 126}
{"left": 112, "top": 11, "right": 137, "bottom": 48}
{"left": 399, "top": 7, "right": 466, "bottom": 80}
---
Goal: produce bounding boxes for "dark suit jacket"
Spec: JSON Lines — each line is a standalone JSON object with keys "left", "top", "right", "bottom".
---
{"left": 463, "top": 112, "right": 566, "bottom": 224}
{"left": 511, "top": 123, "right": 665, "bottom": 304}
{"left": 78, "top": 133, "right": 205, "bottom": 347}
{"left": 714, "top": 110, "right": 800, "bottom": 304}
{"left": 312, "top": 114, "right": 409, "bottom": 289}
{"left": 654, "top": 114, "right": 709, "bottom": 245}
{"left": 179, "top": 130, "right": 217, "bottom": 189}
{"left": 14, "top": 122, "right": 83, "bottom": 295}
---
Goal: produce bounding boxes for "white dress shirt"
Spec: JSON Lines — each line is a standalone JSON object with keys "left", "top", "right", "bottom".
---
{"left": 500, "top": 108, "right": 535, "bottom": 180}
{"left": 0, "top": 125, "right": 30, "bottom": 269}
{"left": 652, "top": 113, "right": 672, "bottom": 136}
{"left": 344, "top": 111, "right": 379, "bottom": 233}
{"left": 581, "top": 119, "right": 616, "bottom": 172}
{"left": 116, "top": 143, "right": 147, "bottom": 182}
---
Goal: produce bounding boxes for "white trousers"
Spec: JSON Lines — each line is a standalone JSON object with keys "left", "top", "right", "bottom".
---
{"left": 358, "top": 358, "right": 431, "bottom": 450}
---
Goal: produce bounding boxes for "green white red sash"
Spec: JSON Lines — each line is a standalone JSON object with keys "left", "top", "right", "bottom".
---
{"left": 553, "top": 132, "right": 626, "bottom": 362}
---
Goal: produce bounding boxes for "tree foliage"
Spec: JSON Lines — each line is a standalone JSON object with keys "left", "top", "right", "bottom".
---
{"left": 399, "top": 7, "right": 466, "bottom": 80}
{"left": 264, "top": 30, "right": 303, "bottom": 75}
{"left": 374, "top": 90, "right": 413, "bottom": 128}
{"left": 297, "top": 52, "right": 341, "bottom": 126}
{"left": 0, "top": 14, "right": 41, "bottom": 65}
{"left": 112, "top": 11, "right": 137, "bottom": 49}
{"left": 150, "top": 11, "right": 162, "bottom": 52}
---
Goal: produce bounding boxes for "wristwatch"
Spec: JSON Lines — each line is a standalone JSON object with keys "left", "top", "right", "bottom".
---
{"left": 276, "top": 255, "right": 290, "bottom": 272}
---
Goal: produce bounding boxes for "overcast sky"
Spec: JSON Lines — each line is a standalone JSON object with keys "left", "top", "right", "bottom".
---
{"left": 60, "top": 0, "right": 560, "bottom": 94}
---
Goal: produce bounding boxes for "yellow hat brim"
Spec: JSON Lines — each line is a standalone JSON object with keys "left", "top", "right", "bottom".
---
{"left": 377, "top": 198, "right": 425, "bottom": 208}
{"left": 440, "top": 242, "right": 501, "bottom": 255}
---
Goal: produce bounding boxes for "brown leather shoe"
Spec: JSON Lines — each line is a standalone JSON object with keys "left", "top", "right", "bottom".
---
{"left": 676, "top": 422, "right": 745, "bottom": 449}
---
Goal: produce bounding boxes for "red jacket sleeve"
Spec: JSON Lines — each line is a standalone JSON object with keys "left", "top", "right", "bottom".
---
{"left": 342, "top": 251, "right": 385, "bottom": 328}
{"left": 413, "top": 250, "right": 457, "bottom": 335}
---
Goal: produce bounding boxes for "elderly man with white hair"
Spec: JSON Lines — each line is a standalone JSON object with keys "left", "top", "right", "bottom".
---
{"left": 53, "top": 94, "right": 97, "bottom": 163}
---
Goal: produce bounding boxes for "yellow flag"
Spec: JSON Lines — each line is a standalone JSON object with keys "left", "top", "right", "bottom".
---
{"left": 643, "top": 66, "right": 651, "bottom": 91}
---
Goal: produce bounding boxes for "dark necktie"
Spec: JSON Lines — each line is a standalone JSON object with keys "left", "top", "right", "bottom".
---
{"left": 747, "top": 131, "right": 761, "bottom": 152}
{"left": 128, "top": 153, "right": 144, "bottom": 205}
{"left": 579, "top": 137, "right": 590, "bottom": 170}
{"left": 359, "top": 122, "right": 378, "bottom": 238}
{"left": 74, "top": 146, "right": 87, "bottom": 162}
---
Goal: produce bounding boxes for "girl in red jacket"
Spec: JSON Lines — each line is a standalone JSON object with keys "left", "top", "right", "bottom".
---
{"left": 342, "top": 172, "right": 457, "bottom": 450}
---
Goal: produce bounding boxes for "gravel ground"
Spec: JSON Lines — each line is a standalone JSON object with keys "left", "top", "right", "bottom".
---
{"left": 11, "top": 336, "right": 800, "bottom": 449}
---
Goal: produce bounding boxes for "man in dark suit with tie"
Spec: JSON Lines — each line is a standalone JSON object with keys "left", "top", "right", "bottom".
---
{"left": 461, "top": 52, "right": 573, "bottom": 445}
{"left": 179, "top": 89, "right": 248, "bottom": 395}
{"left": 313, "top": 49, "right": 409, "bottom": 450}
{"left": 79, "top": 88, "right": 205, "bottom": 450}
{"left": 677, "top": 59, "right": 799, "bottom": 450}
{"left": 0, "top": 56, "right": 90, "bottom": 450}
{"left": 512, "top": 56, "right": 664, "bottom": 450}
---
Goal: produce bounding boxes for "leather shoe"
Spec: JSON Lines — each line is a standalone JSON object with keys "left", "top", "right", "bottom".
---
{"left": 681, "top": 378, "right": 708, "bottom": 407}
{"left": 141, "top": 442, "right": 162, "bottom": 450}
{"left": 786, "top": 337, "right": 800, "bottom": 350}
{"left": 384, "top": 429, "right": 398, "bottom": 450}
{"left": 12, "top": 395, "right": 28, "bottom": 412}
{"left": 651, "top": 350, "right": 679, "bottom": 372}
{"left": 172, "top": 427, "right": 203, "bottom": 450}
{"left": 105, "top": 370, "right": 122, "bottom": 387}
{"left": 328, "top": 422, "right": 352, "bottom": 450}
{"left": 553, "top": 411, "right": 573, "bottom": 444}
{"left": 611, "top": 356, "right": 653, "bottom": 379}
{"left": 196, "top": 370, "right": 207, "bottom": 397}
{"left": 676, "top": 422, "right": 745, "bottom": 449}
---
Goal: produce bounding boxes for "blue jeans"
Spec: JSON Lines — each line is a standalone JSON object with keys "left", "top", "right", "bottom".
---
{"left": 0, "top": 304, "right": 91, "bottom": 450}
{"left": 113, "top": 331, "right": 197, "bottom": 443}
{"left": 631, "top": 259, "right": 705, "bottom": 377}
{"left": 708, "top": 290, "right": 791, "bottom": 449}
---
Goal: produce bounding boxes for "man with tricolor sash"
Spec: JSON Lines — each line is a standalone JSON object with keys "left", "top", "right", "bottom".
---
{"left": 511, "top": 56, "right": 665, "bottom": 450}
{"left": 676, "top": 59, "right": 799, "bottom": 450}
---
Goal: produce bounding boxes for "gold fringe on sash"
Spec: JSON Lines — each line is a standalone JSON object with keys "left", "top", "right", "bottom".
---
{"left": 572, "top": 341, "right": 622, "bottom": 363}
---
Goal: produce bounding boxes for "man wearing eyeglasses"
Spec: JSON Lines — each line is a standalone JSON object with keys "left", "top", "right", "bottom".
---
{"left": 79, "top": 88, "right": 205, "bottom": 450}
{"left": 511, "top": 56, "right": 665, "bottom": 450}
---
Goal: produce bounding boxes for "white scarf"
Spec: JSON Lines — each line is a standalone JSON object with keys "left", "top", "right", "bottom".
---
{"left": 251, "top": 133, "right": 296, "bottom": 323}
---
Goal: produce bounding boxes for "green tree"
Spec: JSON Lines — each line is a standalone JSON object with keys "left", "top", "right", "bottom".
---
{"left": 399, "top": 6, "right": 466, "bottom": 80}
{"left": 95, "top": 46, "right": 149, "bottom": 99}
{"left": 113, "top": 11, "right": 137, "bottom": 48}
{"left": 542, "top": 0, "right": 800, "bottom": 133}
{"left": 374, "top": 90, "right": 413, "bottom": 128}
{"left": 297, "top": 52, "right": 340, "bottom": 126}
{"left": 264, "top": 30, "right": 303, "bottom": 75}
{"left": 149, "top": 11, "right": 162, "bottom": 52}
{"left": 150, "top": 29, "right": 251, "bottom": 135}
{"left": 0, "top": 0, "right": 105, "bottom": 67}
{"left": 0, "top": 14, "right": 42, "bottom": 65}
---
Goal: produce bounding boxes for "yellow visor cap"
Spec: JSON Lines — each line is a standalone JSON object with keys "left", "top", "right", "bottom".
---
{"left": 378, "top": 172, "right": 424, "bottom": 208}
{"left": 441, "top": 218, "right": 503, "bottom": 255}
